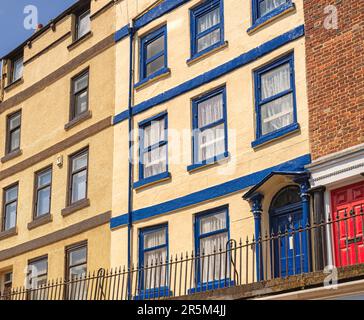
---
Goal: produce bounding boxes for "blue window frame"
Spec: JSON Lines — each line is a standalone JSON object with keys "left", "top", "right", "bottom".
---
{"left": 190, "top": 0, "right": 224, "bottom": 60}
{"left": 252, "top": 53, "right": 299, "bottom": 148}
{"left": 137, "top": 224, "right": 169, "bottom": 299}
{"left": 252, "top": 0, "right": 292, "bottom": 24}
{"left": 139, "top": 25, "right": 168, "bottom": 82}
{"left": 188, "top": 86, "right": 228, "bottom": 171}
{"left": 193, "top": 206, "right": 232, "bottom": 292}
{"left": 135, "top": 112, "right": 169, "bottom": 189}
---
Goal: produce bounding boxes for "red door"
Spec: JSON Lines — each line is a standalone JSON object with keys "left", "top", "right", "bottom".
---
{"left": 331, "top": 181, "right": 364, "bottom": 267}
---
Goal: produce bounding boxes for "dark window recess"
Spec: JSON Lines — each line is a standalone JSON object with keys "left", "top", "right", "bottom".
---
{"left": 34, "top": 168, "right": 52, "bottom": 219}
{"left": 69, "top": 149, "right": 88, "bottom": 205}
{"left": 66, "top": 242, "right": 88, "bottom": 300}
{"left": 6, "top": 111, "right": 21, "bottom": 155}
{"left": 75, "top": 8, "right": 91, "bottom": 40}
{"left": 2, "top": 184, "right": 18, "bottom": 231}
{"left": 10, "top": 55, "right": 23, "bottom": 83}
{"left": 71, "top": 71, "right": 89, "bottom": 120}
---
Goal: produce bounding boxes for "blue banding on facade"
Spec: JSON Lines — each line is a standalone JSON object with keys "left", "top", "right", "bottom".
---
{"left": 113, "top": 25, "right": 305, "bottom": 125}
{"left": 110, "top": 153, "right": 311, "bottom": 229}
{"left": 248, "top": 1, "right": 295, "bottom": 33}
{"left": 134, "top": 0, "right": 192, "bottom": 30}
{"left": 114, "top": 24, "right": 130, "bottom": 42}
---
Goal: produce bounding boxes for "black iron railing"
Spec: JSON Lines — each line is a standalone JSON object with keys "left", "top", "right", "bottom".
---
{"left": 1, "top": 208, "right": 364, "bottom": 300}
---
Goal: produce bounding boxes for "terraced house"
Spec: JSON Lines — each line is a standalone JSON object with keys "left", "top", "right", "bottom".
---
{"left": 0, "top": 0, "right": 363, "bottom": 300}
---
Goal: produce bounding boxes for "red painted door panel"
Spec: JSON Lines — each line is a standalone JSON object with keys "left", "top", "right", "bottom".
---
{"left": 331, "top": 182, "right": 364, "bottom": 267}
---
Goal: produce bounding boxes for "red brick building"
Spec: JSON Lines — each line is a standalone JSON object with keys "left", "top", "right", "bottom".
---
{"left": 306, "top": 0, "right": 364, "bottom": 277}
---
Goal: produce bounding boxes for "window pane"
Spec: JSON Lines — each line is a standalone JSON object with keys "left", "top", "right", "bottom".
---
{"left": 38, "top": 170, "right": 51, "bottom": 187}
{"left": 198, "top": 93, "right": 223, "bottom": 127}
{"left": 74, "top": 73, "right": 88, "bottom": 93}
{"left": 5, "top": 203, "right": 16, "bottom": 230}
{"left": 197, "top": 7, "right": 220, "bottom": 34}
{"left": 69, "top": 246, "right": 87, "bottom": 266}
{"left": 144, "top": 228, "right": 166, "bottom": 249}
{"left": 36, "top": 187, "right": 51, "bottom": 216}
{"left": 77, "top": 11, "right": 90, "bottom": 39}
{"left": 261, "top": 93, "right": 294, "bottom": 135}
{"left": 197, "top": 123, "right": 225, "bottom": 162}
{"left": 71, "top": 170, "right": 87, "bottom": 203}
{"left": 9, "top": 114, "right": 21, "bottom": 130}
{"left": 259, "top": 0, "right": 287, "bottom": 17}
{"left": 12, "top": 57, "right": 23, "bottom": 81}
{"left": 197, "top": 29, "right": 220, "bottom": 52}
{"left": 200, "top": 232, "right": 228, "bottom": 281}
{"left": 144, "top": 119, "right": 165, "bottom": 148}
{"left": 72, "top": 153, "right": 88, "bottom": 171}
{"left": 75, "top": 91, "right": 88, "bottom": 115}
{"left": 9, "top": 129, "right": 20, "bottom": 152}
{"left": 143, "top": 145, "right": 167, "bottom": 178}
{"left": 146, "top": 35, "right": 165, "bottom": 59}
{"left": 70, "top": 264, "right": 87, "bottom": 280}
{"left": 144, "top": 247, "right": 167, "bottom": 288}
{"left": 261, "top": 63, "right": 291, "bottom": 100}
{"left": 5, "top": 186, "right": 18, "bottom": 202}
{"left": 200, "top": 211, "right": 227, "bottom": 235}
{"left": 146, "top": 55, "right": 165, "bottom": 77}
{"left": 30, "top": 259, "right": 47, "bottom": 277}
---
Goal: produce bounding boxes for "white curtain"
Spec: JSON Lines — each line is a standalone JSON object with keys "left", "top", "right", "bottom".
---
{"left": 261, "top": 94, "right": 293, "bottom": 135}
{"left": 143, "top": 229, "right": 167, "bottom": 289}
{"left": 260, "top": 63, "right": 293, "bottom": 135}
{"left": 260, "top": 0, "right": 287, "bottom": 17}
{"left": 261, "top": 63, "right": 290, "bottom": 99}
{"left": 199, "top": 211, "right": 229, "bottom": 282}
{"left": 143, "top": 119, "right": 166, "bottom": 178}
{"left": 197, "top": 7, "right": 221, "bottom": 52}
{"left": 197, "top": 94, "right": 225, "bottom": 162}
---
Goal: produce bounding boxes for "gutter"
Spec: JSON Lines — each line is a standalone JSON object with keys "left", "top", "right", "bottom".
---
{"left": 126, "top": 23, "right": 135, "bottom": 299}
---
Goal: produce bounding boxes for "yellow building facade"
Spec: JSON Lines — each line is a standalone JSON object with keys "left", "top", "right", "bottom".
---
{"left": 0, "top": 0, "right": 315, "bottom": 298}
{"left": 111, "top": 0, "right": 311, "bottom": 288}
{"left": 0, "top": 0, "right": 116, "bottom": 292}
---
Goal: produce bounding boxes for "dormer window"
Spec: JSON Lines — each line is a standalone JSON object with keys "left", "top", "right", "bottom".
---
{"left": 76, "top": 9, "right": 91, "bottom": 40}
{"left": 10, "top": 55, "right": 23, "bottom": 83}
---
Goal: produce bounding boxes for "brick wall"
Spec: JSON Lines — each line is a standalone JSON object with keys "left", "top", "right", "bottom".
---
{"left": 304, "top": 0, "right": 364, "bottom": 160}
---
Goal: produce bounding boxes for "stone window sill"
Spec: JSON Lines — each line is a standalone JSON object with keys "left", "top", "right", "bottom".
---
{"left": 67, "top": 31, "right": 93, "bottom": 51}
{"left": 64, "top": 110, "right": 92, "bottom": 131}
{"left": 0, "top": 227, "right": 18, "bottom": 240}
{"left": 1, "top": 149, "right": 22, "bottom": 163}
{"left": 62, "top": 198, "right": 90, "bottom": 217}
{"left": 4, "top": 77, "right": 24, "bottom": 91}
{"left": 187, "top": 41, "right": 229, "bottom": 66}
{"left": 27, "top": 214, "right": 53, "bottom": 230}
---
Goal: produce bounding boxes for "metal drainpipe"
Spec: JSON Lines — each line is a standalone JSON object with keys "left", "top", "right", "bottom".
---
{"left": 127, "top": 23, "right": 135, "bottom": 299}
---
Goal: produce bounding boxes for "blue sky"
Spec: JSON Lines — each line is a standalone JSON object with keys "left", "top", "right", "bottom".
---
{"left": 0, "top": 0, "right": 77, "bottom": 58}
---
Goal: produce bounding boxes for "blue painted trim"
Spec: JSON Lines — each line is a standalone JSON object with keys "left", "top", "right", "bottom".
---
{"left": 187, "top": 151, "right": 230, "bottom": 172}
{"left": 189, "top": 0, "right": 224, "bottom": 60}
{"left": 134, "top": 287, "right": 172, "bottom": 300}
{"left": 186, "top": 41, "right": 228, "bottom": 64}
{"left": 134, "top": 67, "right": 170, "bottom": 89}
{"left": 110, "top": 154, "right": 311, "bottom": 229}
{"left": 113, "top": 110, "right": 129, "bottom": 124}
{"left": 113, "top": 25, "right": 305, "bottom": 125}
{"left": 251, "top": 123, "right": 300, "bottom": 148}
{"left": 188, "top": 279, "right": 235, "bottom": 294}
{"left": 191, "top": 86, "right": 228, "bottom": 169}
{"left": 138, "top": 111, "right": 168, "bottom": 183}
{"left": 114, "top": 24, "right": 130, "bottom": 42}
{"left": 134, "top": 171, "right": 171, "bottom": 189}
{"left": 138, "top": 224, "right": 169, "bottom": 295}
{"left": 139, "top": 25, "right": 168, "bottom": 82}
{"left": 134, "top": 0, "right": 192, "bottom": 30}
{"left": 253, "top": 52, "right": 298, "bottom": 147}
{"left": 250, "top": 0, "right": 293, "bottom": 29}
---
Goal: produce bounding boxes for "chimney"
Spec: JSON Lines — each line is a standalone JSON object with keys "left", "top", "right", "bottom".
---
{"left": 35, "top": 23, "right": 43, "bottom": 32}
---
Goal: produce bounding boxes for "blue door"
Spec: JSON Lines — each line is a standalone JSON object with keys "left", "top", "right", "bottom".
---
{"left": 270, "top": 186, "right": 309, "bottom": 278}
